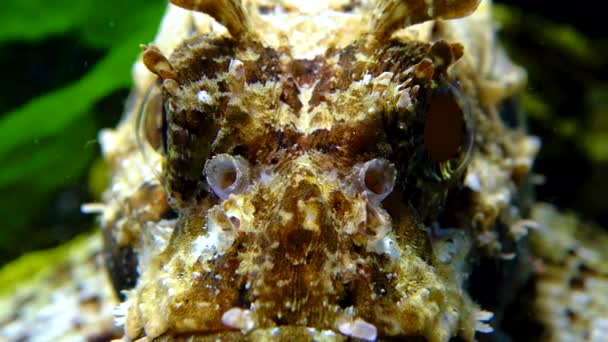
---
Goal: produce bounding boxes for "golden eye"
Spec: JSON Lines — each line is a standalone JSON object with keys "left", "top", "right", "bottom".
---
{"left": 422, "top": 82, "right": 473, "bottom": 179}
{"left": 204, "top": 154, "right": 251, "bottom": 200}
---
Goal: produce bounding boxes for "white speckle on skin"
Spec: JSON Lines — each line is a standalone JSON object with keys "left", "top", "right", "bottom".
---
{"left": 259, "top": 170, "right": 275, "bottom": 185}
{"left": 112, "top": 301, "right": 129, "bottom": 328}
{"left": 439, "top": 308, "right": 459, "bottom": 337}
{"left": 368, "top": 236, "right": 401, "bottom": 260}
{"left": 577, "top": 247, "right": 600, "bottom": 263}
{"left": 322, "top": 330, "right": 336, "bottom": 337}
{"left": 191, "top": 230, "right": 219, "bottom": 259}
{"left": 475, "top": 310, "right": 495, "bottom": 333}
{"left": 210, "top": 20, "right": 226, "bottom": 34}
{"left": 196, "top": 90, "right": 214, "bottom": 104}
{"left": 570, "top": 291, "right": 591, "bottom": 313}
{"left": 338, "top": 318, "right": 378, "bottom": 341}
{"left": 465, "top": 172, "right": 481, "bottom": 192}
{"left": 80, "top": 202, "right": 106, "bottom": 214}
{"left": 228, "top": 59, "right": 245, "bottom": 78}
{"left": 397, "top": 89, "right": 412, "bottom": 109}
{"left": 361, "top": 73, "right": 372, "bottom": 85}
{"left": 98, "top": 129, "right": 116, "bottom": 157}
{"left": 509, "top": 219, "right": 540, "bottom": 241}
{"left": 592, "top": 318, "right": 608, "bottom": 342}
{"left": 525, "top": 136, "right": 541, "bottom": 155}
{"left": 373, "top": 71, "right": 394, "bottom": 87}
{"left": 190, "top": 215, "right": 230, "bottom": 265}
{"left": 221, "top": 308, "right": 255, "bottom": 332}
{"left": 411, "top": 84, "right": 420, "bottom": 95}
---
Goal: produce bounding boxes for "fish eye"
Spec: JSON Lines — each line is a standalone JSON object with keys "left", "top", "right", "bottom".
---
{"left": 137, "top": 84, "right": 168, "bottom": 158}
{"left": 422, "top": 82, "right": 473, "bottom": 179}
{"left": 204, "top": 154, "right": 251, "bottom": 200}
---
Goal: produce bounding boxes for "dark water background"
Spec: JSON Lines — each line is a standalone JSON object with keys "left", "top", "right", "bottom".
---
{"left": 0, "top": 1, "right": 606, "bottom": 265}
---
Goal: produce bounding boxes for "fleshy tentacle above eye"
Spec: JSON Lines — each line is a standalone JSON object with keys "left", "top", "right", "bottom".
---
{"left": 370, "top": 0, "right": 481, "bottom": 41}
{"left": 169, "top": 0, "right": 255, "bottom": 41}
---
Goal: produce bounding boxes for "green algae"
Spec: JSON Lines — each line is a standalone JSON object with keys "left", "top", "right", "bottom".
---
{"left": 493, "top": 4, "right": 599, "bottom": 67}
{"left": 494, "top": 4, "right": 608, "bottom": 225}
{"left": 0, "top": 0, "right": 165, "bottom": 263}
{"left": 0, "top": 231, "right": 96, "bottom": 297}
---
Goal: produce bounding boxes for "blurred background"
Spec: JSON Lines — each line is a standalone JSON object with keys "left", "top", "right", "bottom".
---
{"left": 0, "top": 0, "right": 606, "bottom": 266}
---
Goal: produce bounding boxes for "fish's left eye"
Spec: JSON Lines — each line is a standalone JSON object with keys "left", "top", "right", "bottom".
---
{"left": 422, "top": 82, "right": 473, "bottom": 179}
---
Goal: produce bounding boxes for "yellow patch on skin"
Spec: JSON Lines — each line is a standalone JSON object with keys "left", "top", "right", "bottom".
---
{"left": 298, "top": 199, "right": 321, "bottom": 232}
{"left": 278, "top": 210, "right": 294, "bottom": 226}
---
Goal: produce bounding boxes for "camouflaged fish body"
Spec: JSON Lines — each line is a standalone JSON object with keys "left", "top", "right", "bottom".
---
{"left": 8, "top": 1, "right": 608, "bottom": 342}
{"left": 95, "top": 0, "right": 542, "bottom": 341}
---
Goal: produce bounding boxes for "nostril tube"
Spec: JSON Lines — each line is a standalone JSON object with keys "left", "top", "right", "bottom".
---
{"left": 358, "top": 158, "right": 397, "bottom": 203}
{"left": 204, "top": 154, "right": 251, "bottom": 200}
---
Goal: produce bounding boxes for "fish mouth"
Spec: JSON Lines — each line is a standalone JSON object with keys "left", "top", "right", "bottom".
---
{"left": 152, "top": 326, "right": 358, "bottom": 341}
